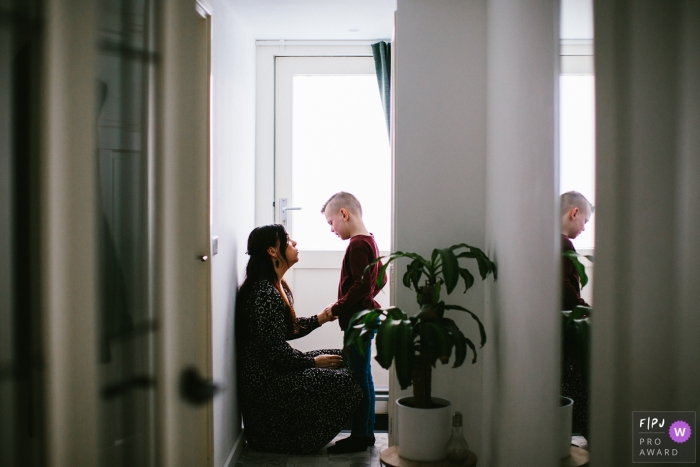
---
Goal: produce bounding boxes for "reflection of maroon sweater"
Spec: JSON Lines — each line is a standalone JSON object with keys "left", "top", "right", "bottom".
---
{"left": 331, "top": 234, "right": 386, "bottom": 331}
{"left": 562, "top": 234, "right": 590, "bottom": 310}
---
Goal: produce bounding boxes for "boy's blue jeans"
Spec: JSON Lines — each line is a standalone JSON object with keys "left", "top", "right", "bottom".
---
{"left": 346, "top": 336, "right": 375, "bottom": 438}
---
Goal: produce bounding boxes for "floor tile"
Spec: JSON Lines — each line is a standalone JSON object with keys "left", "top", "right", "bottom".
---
{"left": 236, "top": 433, "right": 389, "bottom": 467}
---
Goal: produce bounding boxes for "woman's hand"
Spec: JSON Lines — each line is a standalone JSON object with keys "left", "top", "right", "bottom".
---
{"left": 314, "top": 354, "right": 343, "bottom": 369}
{"left": 317, "top": 305, "right": 337, "bottom": 325}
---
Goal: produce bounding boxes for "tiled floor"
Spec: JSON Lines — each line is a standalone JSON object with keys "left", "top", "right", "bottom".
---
{"left": 235, "top": 433, "right": 389, "bottom": 467}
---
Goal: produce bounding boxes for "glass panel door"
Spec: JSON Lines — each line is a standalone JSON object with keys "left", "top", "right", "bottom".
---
{"left": 96, "top": 0, "right": 157, "bottom": 464}
{"left": 275, "top": 56, "right": 391, "bottom": 390}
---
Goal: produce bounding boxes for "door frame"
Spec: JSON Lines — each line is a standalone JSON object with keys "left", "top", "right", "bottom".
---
{"left": 40, "top": 0, "right": 100, "bottom": 464}
{"left": 195, "top": 0, "right": 215, "bottom": 462}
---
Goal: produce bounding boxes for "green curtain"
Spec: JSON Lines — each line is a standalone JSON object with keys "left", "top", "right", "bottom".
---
{"left": 371, "top": 41, "right": 391, "bottom": 137}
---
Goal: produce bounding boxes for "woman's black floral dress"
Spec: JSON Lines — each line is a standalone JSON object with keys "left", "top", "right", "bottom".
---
{"left": 238, "top": 279, "right": 361, "bottom": 454}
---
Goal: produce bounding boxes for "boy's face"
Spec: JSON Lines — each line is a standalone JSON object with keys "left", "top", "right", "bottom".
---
{"left": 567, "top": 206, "right": 591, "bottom": 239}
{"left": 324, "top": 208, "right": 351, "bottom": 240}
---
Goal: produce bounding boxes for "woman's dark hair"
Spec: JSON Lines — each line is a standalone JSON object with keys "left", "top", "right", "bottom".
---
{"left": 236, "top": 224, "right": 298, "bottom": 340}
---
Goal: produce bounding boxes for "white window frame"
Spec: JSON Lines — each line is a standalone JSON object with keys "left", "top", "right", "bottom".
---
{"left": 254, "top": 41, "right": 386, "bottom": 226}
{"left": 560, "top": 39, "right": 593, "bottom": 75}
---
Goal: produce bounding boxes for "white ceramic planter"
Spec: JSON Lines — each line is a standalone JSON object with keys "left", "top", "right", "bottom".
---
{"left": 396, "top": 396, "right": 452, "bottom": 462}
{"left": 560, "top": 396, "right": 574, "bottom": 458}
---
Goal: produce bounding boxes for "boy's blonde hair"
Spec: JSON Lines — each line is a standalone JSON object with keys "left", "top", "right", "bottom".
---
{"left": 321, "top": 192, "right": 363, "bottom": 216}
{"left": 560, "top": 191, "right": 594, "bottom": 217}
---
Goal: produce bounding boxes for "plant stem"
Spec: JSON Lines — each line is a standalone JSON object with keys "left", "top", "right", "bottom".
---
{"left": 412, "top": 355, "right": 433, "bottom": 408}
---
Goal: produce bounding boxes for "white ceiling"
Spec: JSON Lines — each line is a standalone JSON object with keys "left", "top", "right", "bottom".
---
{"left": 227, "top": 0, "right": 396, "bottom": 41}
{"left": 228, "top": 0, "right": 591, "bottom": 43}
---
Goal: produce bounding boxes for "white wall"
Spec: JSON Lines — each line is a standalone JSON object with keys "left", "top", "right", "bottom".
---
{"left": 208, "top": 3, "right": 256, "bottom": 466}
{"left": 393, "top": 0, "right": 488, "bottom": 455}
{"left": 483, "top": 0, "right": 561, "bottom": 465}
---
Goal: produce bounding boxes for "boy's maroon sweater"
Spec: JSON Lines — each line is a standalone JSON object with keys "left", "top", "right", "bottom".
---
{"left": 331, "top": 234, "right": 386, "bottom": 331}
{"left": 562, "top": 234, "right": 590, "bottom": 310}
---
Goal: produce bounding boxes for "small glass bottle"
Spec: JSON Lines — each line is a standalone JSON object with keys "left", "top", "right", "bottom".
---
{"left": 446, "top": 411, "right": 470, "bottom": 463}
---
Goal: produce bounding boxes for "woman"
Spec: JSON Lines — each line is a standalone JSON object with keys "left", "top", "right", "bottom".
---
{"left": 236, "top": 224, "right": 361, "bottom": 454}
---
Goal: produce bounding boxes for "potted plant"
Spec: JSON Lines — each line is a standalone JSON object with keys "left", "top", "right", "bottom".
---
{"left": 561, "top": 250, "right": 593, "bottom": 454}
{"left": 561, "top": 250, "right": 593, "bottom": 385}
{"left": 345, "top": 243, "right": 496, "bottom": 461}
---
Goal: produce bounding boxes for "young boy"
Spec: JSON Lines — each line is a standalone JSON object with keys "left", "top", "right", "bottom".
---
{"left": 560, "top": 191, "right": 594, "bottom": 439}
{"left": 321, "top": 192, "right": 386, "bottom": 454}
{"left": 560, "top": 190, "right": 594, "bottom": 310}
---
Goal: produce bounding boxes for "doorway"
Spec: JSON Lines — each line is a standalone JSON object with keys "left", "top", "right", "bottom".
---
{"left": 256, "top": 45, "right": 393, "bottom": 399}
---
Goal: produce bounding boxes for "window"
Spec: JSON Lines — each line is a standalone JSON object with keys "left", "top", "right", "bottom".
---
{"left": 291, "top": 74, "right": 391, "bottom": 251}
{"left": 559, "top": 74, "right": 595, "bottom": 249}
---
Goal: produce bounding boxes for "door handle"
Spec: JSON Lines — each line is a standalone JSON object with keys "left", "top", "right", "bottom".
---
{"left": 279, "top": 198, "right": 302, "bottom": 228}
{"left": 180, "top": 366, "right": 219, "bottom": 406}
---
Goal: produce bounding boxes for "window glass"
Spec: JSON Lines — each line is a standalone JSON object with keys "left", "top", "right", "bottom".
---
{"left": 291, "top": 75, "right": 391, "bottom": 251}
{"left": 560, "top": 75, "right": 595, "bottom": 249}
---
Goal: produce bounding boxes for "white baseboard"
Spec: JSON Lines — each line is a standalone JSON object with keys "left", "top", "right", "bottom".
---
{"left": 223, "top": 430, "right": 245, "bottom": 467}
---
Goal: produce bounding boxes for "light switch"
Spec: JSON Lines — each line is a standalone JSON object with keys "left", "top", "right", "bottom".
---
{"left": 211, "top": 236, "right": 218, "bottom": 256}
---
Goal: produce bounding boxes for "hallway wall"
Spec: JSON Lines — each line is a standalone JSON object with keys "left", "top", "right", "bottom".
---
{"left": 394, "top": 1, "right": 561, "bottom": 465}
{"left": 393, "top": 0, "right": 488, "bottom": 455}
{"left": 483, "top": 0, "right": 561, "bottom": 465}
{"left": 208, "top": 3, "right": 256, "bottom": 466}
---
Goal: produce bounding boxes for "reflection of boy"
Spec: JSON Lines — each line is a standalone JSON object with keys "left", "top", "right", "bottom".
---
{"left": 560, "top": 190, "right": 593, "bottom": 439}
{"left": 560, "top": 191, "right": 593, "bottom": 310}
{"left": 321, "top": 192, "right": 386, "bottom": 454}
